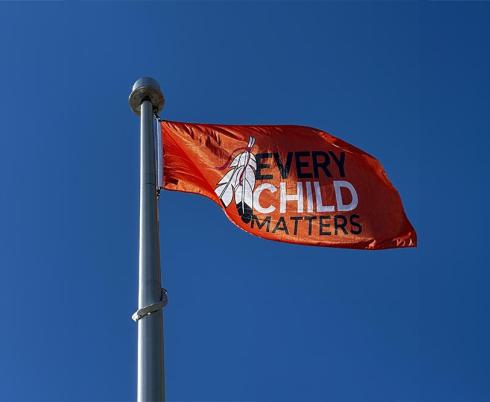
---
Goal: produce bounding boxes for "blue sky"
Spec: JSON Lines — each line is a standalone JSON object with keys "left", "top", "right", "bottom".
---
{"left": 0, "top": 2, "right": 489, "bottom": 402}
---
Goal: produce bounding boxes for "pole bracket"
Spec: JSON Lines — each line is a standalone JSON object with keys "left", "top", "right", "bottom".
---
{"left": 132, "top": 288, "right": 168, "bottom": 322}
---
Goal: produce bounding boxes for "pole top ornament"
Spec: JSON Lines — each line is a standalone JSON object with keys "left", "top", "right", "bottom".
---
{"left": 129, "top": 77, "right": 165, "bottom": 115}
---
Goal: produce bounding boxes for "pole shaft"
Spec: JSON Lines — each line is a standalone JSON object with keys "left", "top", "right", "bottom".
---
{"left": 138, "top": 100, "right": 164, "bottom": 402}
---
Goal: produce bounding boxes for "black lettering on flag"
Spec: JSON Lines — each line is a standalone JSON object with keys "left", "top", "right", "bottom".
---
{"left": 334, "top": 215, "right": 348, "bottom": 235}
{"left": 303, "top": 216, "right": 317, "bottom": 236}
{"left": 251, "top": 215, "right": 271, "bottom": 231}
{"left": 273, "top": 152, "right": 293, "bottom": 179}
{"left": 255, "top": 153, "right": 273, "bottom": 180}
{"left": 312, "top": 151, "right": 332, "bottom": 178}
{"left": 289, "top": 216, "right": 303, "bottom": 235}
{"left": 272, "top": 217, "right": 289, "bottom": 234}
{"left": 295, "top": 151, "right": 312, "bottom": 179}
{"left": 319, "top": 215, "right": 332, "bottom": 235}
{"left": 350, "top": 214, "right": 362, "bottom": 234}
{"left": 329, "top": 151, "right": 346, "bottom": 177}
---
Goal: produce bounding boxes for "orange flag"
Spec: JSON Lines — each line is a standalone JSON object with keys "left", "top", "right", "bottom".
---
{"left": 161, "top": 120, "right": 416, "bottom": 250}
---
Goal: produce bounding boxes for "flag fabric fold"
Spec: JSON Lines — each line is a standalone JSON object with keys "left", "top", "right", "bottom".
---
{"left": 161, "top": 120, "right": 416, "bottom": 250}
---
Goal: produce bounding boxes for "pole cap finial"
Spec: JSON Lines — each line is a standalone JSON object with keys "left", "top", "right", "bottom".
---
{"left": 129, "top": 77, "right": 165, "bottom": 115}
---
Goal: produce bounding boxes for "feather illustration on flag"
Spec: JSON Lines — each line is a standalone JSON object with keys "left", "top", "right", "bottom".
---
{"left": 214, "top": 137, "right": 256, "bottom": 223}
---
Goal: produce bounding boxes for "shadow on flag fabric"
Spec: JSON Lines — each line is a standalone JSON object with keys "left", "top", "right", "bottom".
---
{"left": 160, "top": 120, "right": 416, "bottom": 250}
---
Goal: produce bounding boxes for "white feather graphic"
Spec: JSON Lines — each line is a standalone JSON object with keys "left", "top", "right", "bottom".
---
{"left": 214, "top": 169, "right": 237, "bottom": 207}
{"left": 214, "top": 137, "right": 256, "bottom": 223}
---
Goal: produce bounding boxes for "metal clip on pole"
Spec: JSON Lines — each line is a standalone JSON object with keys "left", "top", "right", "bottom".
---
{"left": 132, "top": 288, "right": 168, "bottom": 322}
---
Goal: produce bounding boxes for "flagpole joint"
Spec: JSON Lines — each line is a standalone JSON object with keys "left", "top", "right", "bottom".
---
{"left": 132, "top": 288, "right": 168, "bottom": 322}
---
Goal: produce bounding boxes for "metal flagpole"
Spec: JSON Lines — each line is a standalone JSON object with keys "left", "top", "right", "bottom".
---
{"left": 129, "top": 77, "right": 166, "bottom": 402}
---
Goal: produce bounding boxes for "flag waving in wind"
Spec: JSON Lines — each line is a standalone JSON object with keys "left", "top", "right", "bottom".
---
{"left": 161, "top": 120, "right": 416, "bottom": 250}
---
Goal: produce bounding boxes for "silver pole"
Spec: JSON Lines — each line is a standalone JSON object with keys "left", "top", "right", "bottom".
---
{"left": 129, "top": 77, "right": 166, "bottom": 402}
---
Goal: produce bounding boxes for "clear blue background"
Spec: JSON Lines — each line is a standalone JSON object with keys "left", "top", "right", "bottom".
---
{"left": 1, "top": 2, "right": 489, "bottom": 402}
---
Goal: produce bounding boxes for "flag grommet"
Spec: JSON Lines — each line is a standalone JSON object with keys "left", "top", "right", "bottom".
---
{"left": 131, "top": 288, "right": 168, "bottom": 322}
